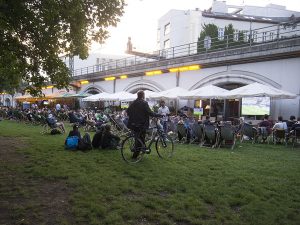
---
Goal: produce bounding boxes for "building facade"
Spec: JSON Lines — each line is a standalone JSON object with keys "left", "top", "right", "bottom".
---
{"left": 157, "top": 1, "right": 300, "bottom": 50}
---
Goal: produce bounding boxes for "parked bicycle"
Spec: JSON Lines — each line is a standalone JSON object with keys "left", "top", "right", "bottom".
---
{"left": 121, "top": 118, "right": 174, "bottom": 163}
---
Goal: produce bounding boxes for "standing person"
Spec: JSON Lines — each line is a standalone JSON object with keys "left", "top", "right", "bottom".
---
{"left": 127, "top": 90, "right": 162, "bottom": 158}
{"left": 158, "top": 100, "right": 170, "bottom": 133}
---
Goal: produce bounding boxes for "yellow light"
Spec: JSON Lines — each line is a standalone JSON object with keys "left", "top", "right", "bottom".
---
{"left": 120, "top": 75, "right": 128, "bottom": 79}
{"left": 145, "top": 70, "right": 162, "bottom": 76}
{"left": 46, "top": 85, "right": 54, "bottom": 89}
{"left": 169, "top": 68, "right": 179, "bottom": 73}
{"left": 104, "top": 77, "right": 116, "bottom": 81}
{"left": 179, "top": 66, "right": 189, "bottom": 72}
{"left": 188, "top": 65, "right": 200, "bottom": 70}
{"left": 168, "top": 65, "right": 200, "bottom": 73}
{"left": 42, "top": 87, "right": 46, "bottom": 90}
{"left": 80, "top": 80, "right": 89, "bottom": 84}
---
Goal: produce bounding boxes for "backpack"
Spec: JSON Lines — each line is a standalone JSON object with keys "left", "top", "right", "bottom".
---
{"left": 78, "top": 133, "right": 92, "bottom": 151}
{"left": 65, "top": 136, "right": 79, "bottom": 149}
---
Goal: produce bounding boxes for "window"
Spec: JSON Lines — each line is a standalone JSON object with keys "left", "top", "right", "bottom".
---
{"left": 252, "top": 31, "right": 258, "bottom": 42}
{"left": 218, "top": 28, "right": 224, "bottom": 40}
{"left": 240, "top": 30, "right": 247, "bottom": 41}
{"left": 262, "top": 32, "right": 267, "bottom": 42}
{"left": 164, "top": 39, "right": 170, "bottom": 49}
{"left": 269, "top": 32, "right": 274, "bottom": 41}
{"left": 234, "top": 32, "right": 239, "bottom": 41}
{"left": 157, "top": 28, "right": 161, "bottom": 43}
{"left": 164, "top": 23, "right": 170, "bottom": 36}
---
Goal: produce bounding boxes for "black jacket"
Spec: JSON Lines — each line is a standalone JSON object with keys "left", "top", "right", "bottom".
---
{"left": 127, "top": 98, "right": 160, "bottom": 130}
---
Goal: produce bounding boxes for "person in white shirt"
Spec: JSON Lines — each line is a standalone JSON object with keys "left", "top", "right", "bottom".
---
{"left": 158, "top": 100, "right": 170, "bottom": 133}
{"left": 273, "top": 116, "right": 288, "bottom": 132}
{"left": 55, "top": 103, "right": 61, "bottom": 112}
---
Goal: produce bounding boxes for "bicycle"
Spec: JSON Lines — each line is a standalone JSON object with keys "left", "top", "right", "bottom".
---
{"left": 121, "top": 118, "right": 174, "bottom": 163}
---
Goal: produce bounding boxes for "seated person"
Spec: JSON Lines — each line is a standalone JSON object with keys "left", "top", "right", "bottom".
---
{"left": 286, "top": 115, "right": 296, "bottom": 132}
{"left": 122, "top": 116, "right": 129, "bottom": 127}
{"left": 177, "top": 116, "right": 191, "bottom": 143}
{"left": 47, "top": 113, "right": 66, "bottom": 133}
{"left": 273, "top": 116, "right": 288, "bottom": 133}
{"left": 290, "top": 117, "right": 300, "bottom": 134}
{"left": 68, "top": 110, "right": 85, "bottom": 125}
{"left": 100, "top": 124, "right": 120, "bottom": 149}
{"left": 68, "top": 124, "right": 81, "bottom": 139}
{"left": 92, "top": 125, "right": 106, "bottom": 149}
{"left": 258, "top": 114, "right": 272, "bottom": 135}
{"left": 203, "top": 116, "right": 213, "bottom": 126}
{"left": 26, "top": 110, "right": 34, "bottom": 122}
{"left": 65, "top": 124, "right": 81, "bottom": 148}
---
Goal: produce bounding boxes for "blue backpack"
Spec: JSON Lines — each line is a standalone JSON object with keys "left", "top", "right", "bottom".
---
{"left": 65, "top": 136, "right": 79, "bottom": 150}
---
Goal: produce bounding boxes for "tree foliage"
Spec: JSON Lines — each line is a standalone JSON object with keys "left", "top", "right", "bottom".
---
{"left": 197, "top": 23, "right": 246, "bottom": 53}
{"left": 0, "top": 0, "right": 125, "bottom": 95}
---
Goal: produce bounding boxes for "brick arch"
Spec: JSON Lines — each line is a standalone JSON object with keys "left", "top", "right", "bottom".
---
{"left": 123, "top": 80, "right": 164, "bottom": 93}
{"left": 81, "top": 84, "right": 107, "bottom": 94}
{"left": 189, "top": 70, "right": 282, "bottom": 90}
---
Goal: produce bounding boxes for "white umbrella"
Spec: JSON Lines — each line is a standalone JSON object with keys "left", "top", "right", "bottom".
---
{"left": 149, "top": 87, "right": 189, "bottom": 100}
{"left": 221, "top": 82, "right": 297, "bottom": 99}
{"left": 82, "top": 92, "right": 112, "bottom": 102}
{"left": 178, "top": 85, "right": 229, "bottom": 100}
{"left": 102, "top": 91, "right": 136, "bottom": 101}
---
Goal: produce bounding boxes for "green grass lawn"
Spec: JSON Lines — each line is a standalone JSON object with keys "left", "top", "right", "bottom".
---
{"left": 1, "top": 120, "right": 300, "bottom": 225}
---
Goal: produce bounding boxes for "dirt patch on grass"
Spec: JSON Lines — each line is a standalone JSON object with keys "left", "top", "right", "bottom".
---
{"left": 0, "top": 137, "right": 76, "bottom": 225}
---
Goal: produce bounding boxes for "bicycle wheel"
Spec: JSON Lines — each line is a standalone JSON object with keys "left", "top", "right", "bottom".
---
{"left": 156, "top": 135, "right": 174, "bottom": 159}
{"left": 121, "top": 136, "right": 145, "bottom": 163}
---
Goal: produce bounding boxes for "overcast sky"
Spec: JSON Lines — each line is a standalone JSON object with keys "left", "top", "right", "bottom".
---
{"left": 91, "top": 0, "right": 300, "bottom": 55}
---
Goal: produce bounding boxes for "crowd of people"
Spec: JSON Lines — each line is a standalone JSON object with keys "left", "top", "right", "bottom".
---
{"left": 1, "top": 92, "right": 300, "bottom": 150}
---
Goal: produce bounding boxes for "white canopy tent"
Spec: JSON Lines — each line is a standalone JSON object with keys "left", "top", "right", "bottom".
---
{"left": 82, "top": 92, "right": 113, "bottom": 102}
{"left": 219, "top": 82, "right": 297, "bottom": 99}
{"left": 143, "top": 90, "right": 156, "bottom": 100}
{"left": 100, "top": 91, "right": 136, "bottom": 101}
{"left": 148, "top": 87, "right": 189, "bottom": 100}
{"left": 121, "top": 90, "right": 157, "bottom": 101}
{"left": 178, "top": 85, "right": 230, "bottom": 100}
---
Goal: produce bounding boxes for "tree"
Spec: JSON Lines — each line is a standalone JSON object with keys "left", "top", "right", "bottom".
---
{"left": 197, "top": 23, "right": 246, "bottom": 53}
{"left": 197, "top": 24, "right": 219, "bottom": 53}
{"left": 0, "top": 0, "right": 125, "bottom": 95}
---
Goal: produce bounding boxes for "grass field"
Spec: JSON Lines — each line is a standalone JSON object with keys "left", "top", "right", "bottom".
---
{"left": 1, "top": 120, "right": 300, "bottom": 225}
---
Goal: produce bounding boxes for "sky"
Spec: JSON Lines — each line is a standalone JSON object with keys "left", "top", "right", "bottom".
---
{"left": 90, "top": 0, "right": 300, "bottom": 56}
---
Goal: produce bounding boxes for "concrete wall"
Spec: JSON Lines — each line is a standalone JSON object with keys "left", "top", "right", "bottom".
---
{"left": 78, "top": 57, "right": 300, "bottom": 119}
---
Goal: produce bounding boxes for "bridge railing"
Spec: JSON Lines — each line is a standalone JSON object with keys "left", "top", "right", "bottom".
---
{"left": 72, "top": 22, "right": 300, "bottom": 77}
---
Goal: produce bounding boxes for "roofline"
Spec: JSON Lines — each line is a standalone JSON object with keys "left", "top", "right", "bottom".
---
{"left": 202, "top": 12, "right": 280, "bottom": 24}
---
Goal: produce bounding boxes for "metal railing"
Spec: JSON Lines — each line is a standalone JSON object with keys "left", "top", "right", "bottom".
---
{"left": 72, "top": 22, "right": 300, "bottom": 77}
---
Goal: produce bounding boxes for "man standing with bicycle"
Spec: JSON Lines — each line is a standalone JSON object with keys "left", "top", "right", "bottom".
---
{"left": 127, "top": 90, "right": 162, "bottom": 158}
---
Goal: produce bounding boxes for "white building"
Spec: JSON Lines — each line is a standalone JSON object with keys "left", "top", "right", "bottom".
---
{"left": 157, "top": 1, "right": 300, "bottom": 50}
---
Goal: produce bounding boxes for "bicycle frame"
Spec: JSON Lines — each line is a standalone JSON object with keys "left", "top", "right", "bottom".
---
{"left": 131, "top": 118, "right": 165, "bottom": 154}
